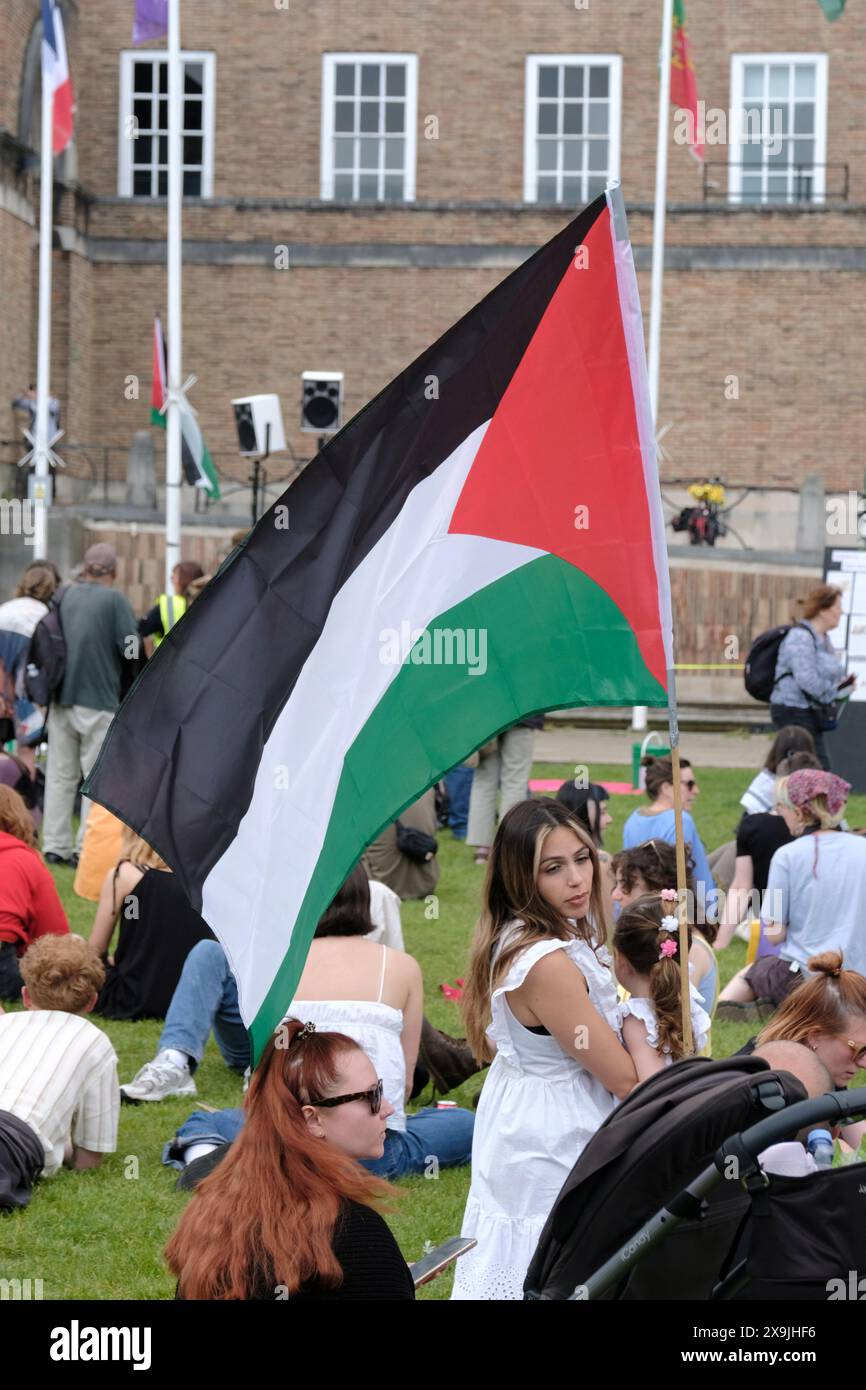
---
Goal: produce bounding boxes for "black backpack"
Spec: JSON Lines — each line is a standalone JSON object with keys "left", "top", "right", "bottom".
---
{"left": 23, "top": 585, "right": 68, "bottom": 707}
{"left": 743, "top": 620, "right": 812, "bottom": 703}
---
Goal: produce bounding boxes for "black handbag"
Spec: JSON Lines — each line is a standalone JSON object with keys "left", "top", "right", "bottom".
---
{"left": 395, "top": 821, "right": 438, "bottom": 863}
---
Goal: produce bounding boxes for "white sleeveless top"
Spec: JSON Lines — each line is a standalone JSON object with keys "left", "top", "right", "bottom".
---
{"left": 452, "top": 928, "right": 622, "bottom": 1301}
{"left": 291, "top": 945, "right": 407, "bottom": 1132}
{"left": 618, "top": 983, "right": 711, "bottom": 1063}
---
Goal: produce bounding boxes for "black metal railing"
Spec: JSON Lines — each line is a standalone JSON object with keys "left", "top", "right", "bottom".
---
{"left": 702, "top": 161, "right": 850, "bottom": 204}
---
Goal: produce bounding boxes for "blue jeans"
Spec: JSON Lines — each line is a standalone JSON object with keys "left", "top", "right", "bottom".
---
{"left": 158, "top": 940, "right": 249, "bottom": 1073}
{"left": 163, "top": 1104, "right": 474, "bottom": 1177}
{"left": 444, "top": 765, "right": 474, "bottom": 840}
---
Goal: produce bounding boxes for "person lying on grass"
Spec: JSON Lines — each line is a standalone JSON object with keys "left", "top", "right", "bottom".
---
{"left": 0, "top": 935, "right": 119, "bottom": 1210}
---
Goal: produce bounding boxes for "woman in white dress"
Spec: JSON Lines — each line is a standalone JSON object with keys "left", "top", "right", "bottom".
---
{"left": 453, "top": 798, "right": 638, "bottom": 1301}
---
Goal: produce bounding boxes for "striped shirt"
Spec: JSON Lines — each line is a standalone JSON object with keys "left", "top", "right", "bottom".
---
{"left": 0, "top": 1010, "right": 119, "bottom": 1176}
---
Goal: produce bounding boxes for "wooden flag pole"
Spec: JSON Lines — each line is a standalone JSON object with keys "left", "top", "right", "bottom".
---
{"left": 667, "top": 717, "right": 695, "bottom": 1050}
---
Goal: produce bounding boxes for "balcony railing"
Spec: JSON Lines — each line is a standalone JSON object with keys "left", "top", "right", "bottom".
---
{"left": 702, "top": 162, "right": 850, "bottom": 205}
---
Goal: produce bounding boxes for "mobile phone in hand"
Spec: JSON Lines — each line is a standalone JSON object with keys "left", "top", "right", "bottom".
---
{"left": 410, "top": 1236, "right": 477, "bottom": 1287}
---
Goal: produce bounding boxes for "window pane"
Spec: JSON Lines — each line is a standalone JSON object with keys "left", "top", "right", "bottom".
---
{"left": 158, "top": 170, "right": 168, "bottom": 195}
{"left": 384, "top": 103, "right": 404, "bottom": 133}
{"left": 537, "top": 103, "right": 558, "bottom": 136}
{"left": 771, "top": 104, "right": 788, "bottom": 135}
{"left": 383, "top": 173, "right": 403, "bottom": 200}
{"left": 794, "top": 173, "right": 813, "bottom": 202}
{"left": 537, "top": 139, "right": 557, "bottom": 171}
{"left": 133, "top": 99, "right": 151, "bottom": 132}
{"left": 133, "top": 62, "right": 152, "bottom": 94}
{"left": 792, "top": 138, "right": 813, "bottom": 165}
{"left": 742, "top": 64, "right": 764, "bottom": 99}
{"left": 588, "top": 139, "right": 608, "bottom": 172}
{"left": 335, "top": 100, "right": 354, "bottom": 132}
{"left": 133, "top": 169, "right": 151, "bottom": 195}
{"left": 589, "top": 66, "right": 609, "bottom": 98}
{"left": 794, "top": 65, "right": 815, "bottom": 99}
{"left": 768, "top": 65, "right": 789, "bottom": 100}
{"left": 385, "top": 64, "right": 405, "bottom": 96}
{"left": 360, "top": 101, "right": 379, "bottom": 132}
{"left": 335, "top": 64, "right": 355, "bottom": 96}
{"left": 184, "top": 64, "right": 203, "bottom": 95}
{"left": 334, "top": 173, "right": 354, "bottom": 199}
{"left": 334, "top": 136, "right": 354, "bottom": 168}
{"left": 384, "top": 137, "right": 404, "bottom": 170}
{"left": 538, "top": 66, "right": 559, "bottom": 98}
{"left": 158, "top": 135, "right": 168, "bottom": 163}
{"left": 184, "top": 99, "right": 203, "bottom": 131}
{"left": 158, "top": 63, "right": 168, "bottom": 94}
{"left": 767, "top": 139, "right": 788, "bottom": 165}
{"left": 359, "top": 137, "right": 379, "bottom": 168}
{"left": 360, "top": 64, "right": 380, "bottom": 96}
{"left": 184, "top": 136, "right": 203, "bottom": 165}
{"left": 562, "top": 139, "right": 582, "bottom": 171}
{"left": 536, "top": 175, "right": 558, "bottom": 202}
{"left": 132, "top": 135, "right": 151, "bottom": 164}
{"left": 766, "top": 174, "right": 789, "bottom": 200}
{"left": 563, "top": 103, "right": 583, "bottom": 135}
{"left": 358, "top": 173, "right": 378, "bottom": 199}
{"left": 158, "top": 99, "right": 168, "bottom": 131}
{"left": 562, "top": 176, "right": 582, "bottom": 204}
{"left": 587, "top": 103, "right": 608, "bottom": 134}
{"left": 794, "top": 102, "right": 814, "bottom": 134}
{"left": 586, "top": 175, "right": 607, "bottom": 200}
{"left": 740, "top": 174, "right": 762, "bottom": 202}
{"left": 741, "top": 140, "right": 762, "bottom": 167}
{"left": 564, "top": 66, "right": 583, "bottom": 98}
{"left": 183, "top": 170, "right": 201, "bottom": 196}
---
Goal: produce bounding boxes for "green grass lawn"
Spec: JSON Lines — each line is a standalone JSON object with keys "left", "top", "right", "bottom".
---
{"left": 5, "top": 763, "right": 866, "bottom": 1300}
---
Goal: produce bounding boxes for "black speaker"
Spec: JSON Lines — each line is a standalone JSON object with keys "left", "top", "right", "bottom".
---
{"left": 301, "top": 371, "right": 343, "bottom": 434}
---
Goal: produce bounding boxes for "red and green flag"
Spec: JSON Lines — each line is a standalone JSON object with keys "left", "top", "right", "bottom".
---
{"left": 670, "top": 0, "right": 704, "bottom": 161}
{"left": 151, "top": 316, "right": 220, "bottom": 499}
{"left": 89, "top": 190, "right": 674, "bottom": 1061}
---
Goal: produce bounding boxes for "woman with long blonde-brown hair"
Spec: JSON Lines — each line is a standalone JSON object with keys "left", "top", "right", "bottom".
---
{"left": 453, "top": 798, "right": 637, "bottom": 1301}
{"left": 769, "top": 583, "right": 854, "bottom": 769}
{"left": 166, "top": 1018, "right": 414, "bottom": 1300}
{"left": 0, "top": 785, "right": 68, "bottom": 1003}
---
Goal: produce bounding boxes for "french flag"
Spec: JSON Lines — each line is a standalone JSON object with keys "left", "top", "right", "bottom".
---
{"left": 41, "top": 0, "right": 74, "bottom": 155}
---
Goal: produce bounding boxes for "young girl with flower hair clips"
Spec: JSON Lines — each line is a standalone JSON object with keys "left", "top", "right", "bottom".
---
{"left": 613, "top": 891, "right": 711, "bottom": 1081}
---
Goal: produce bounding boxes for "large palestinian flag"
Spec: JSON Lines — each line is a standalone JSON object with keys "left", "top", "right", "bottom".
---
{"left": 86, "top": 187, "right": 673, "bottom": 1061}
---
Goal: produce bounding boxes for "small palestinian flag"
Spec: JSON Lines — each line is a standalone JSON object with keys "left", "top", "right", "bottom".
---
{"left": 151, "top": 316, "right": 220, "bottom": 499}
{"left": 670, "top": 0, "right": 704, "bottom": 162}
{"left": 88, "top": 189, "right": 674, "bottom": 1060}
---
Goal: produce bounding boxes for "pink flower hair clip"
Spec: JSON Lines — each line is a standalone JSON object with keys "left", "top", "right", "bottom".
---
{"left": 659, "top": 889, "right": 678, "bottom": 904}
{"left": 659, "top": 938, "right": 678, "bottom": 960}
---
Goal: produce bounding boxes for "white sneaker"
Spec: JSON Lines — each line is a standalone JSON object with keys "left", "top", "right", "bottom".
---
{"left": 120, "top": 1052, "right": 197, "bottom": 1103}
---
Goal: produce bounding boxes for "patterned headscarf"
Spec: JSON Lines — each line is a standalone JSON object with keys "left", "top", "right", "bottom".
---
{"left": 786, "top": 769, "right": 851, "bottom": 817}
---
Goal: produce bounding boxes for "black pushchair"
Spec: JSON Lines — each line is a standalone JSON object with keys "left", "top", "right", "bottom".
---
{"left": 524, "top": 1056, "right": 866, "bottom": 1300}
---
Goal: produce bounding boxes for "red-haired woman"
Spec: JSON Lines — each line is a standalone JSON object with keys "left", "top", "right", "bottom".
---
{"left": 165, "top": 1018, "right": 415, "bottom": 1300}
{"left": 0, "top": 786, "right": 68, "bottom": 1002}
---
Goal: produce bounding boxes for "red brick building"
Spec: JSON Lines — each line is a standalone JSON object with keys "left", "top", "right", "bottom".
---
{"left": 2, "top": 0, "right": 864, "bottom": 513}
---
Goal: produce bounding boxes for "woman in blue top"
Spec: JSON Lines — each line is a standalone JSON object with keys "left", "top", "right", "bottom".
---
{"left": 770, "top": 584, "right": 854, "bottom": 770}
{"left": 622, "top": 755, "right": 718, "bottom": 925}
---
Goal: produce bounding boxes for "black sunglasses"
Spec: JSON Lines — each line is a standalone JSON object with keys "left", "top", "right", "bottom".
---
{"left": 309, "top": 1078, "right": 384, "bottom": 1115}
{"left": 682, "top": 779, "right": 697, "bottom": 791}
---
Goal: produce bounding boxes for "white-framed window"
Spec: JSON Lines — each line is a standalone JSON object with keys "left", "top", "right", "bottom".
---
{"left": 524, "top": 55, "right": 622, "bottom": 205}
{"left": 118, "top": 50, "right": 216, "bottom": 197}
{"left": 321, "top": 53, "right": 418, "bottom": 201}
{"left": 729, "top": 54, "right": 828, "bottom": 205}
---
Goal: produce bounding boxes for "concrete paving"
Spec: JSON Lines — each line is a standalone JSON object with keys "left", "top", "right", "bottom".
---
{"left": 535, "top": 724, "right": 771, "bottom": 771}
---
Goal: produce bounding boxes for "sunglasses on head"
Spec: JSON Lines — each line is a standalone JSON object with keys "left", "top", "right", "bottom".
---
{"left": 309, "top": 1078, "right": 384, "bottom": 1115}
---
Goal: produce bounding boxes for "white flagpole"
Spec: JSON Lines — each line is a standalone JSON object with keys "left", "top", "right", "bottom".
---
{"left": 632, "top": 0, "right": 674, "bottom": 738}
{"left": 165, "top": 0, "right": 183, "bottom": 593}
{"left": 33, "top": 45, "right": 55, "bottom": 561}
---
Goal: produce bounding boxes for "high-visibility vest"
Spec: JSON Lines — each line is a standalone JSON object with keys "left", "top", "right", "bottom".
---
{"left": 153, "top": 592, "right": 187, "bottom": 648}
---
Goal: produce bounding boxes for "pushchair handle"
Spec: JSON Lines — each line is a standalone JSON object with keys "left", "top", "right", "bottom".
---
{"left": 718, "top": 1085, "right": 866, "bottom": 1171}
